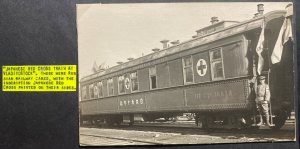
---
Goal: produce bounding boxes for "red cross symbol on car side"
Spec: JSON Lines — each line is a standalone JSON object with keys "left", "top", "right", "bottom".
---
{"left": 196, "top": 59, "right": 207, "bottom": 76}
{"left": 125, "top": 78, "right": 130, "bottom": 89}
{"left": 198, "top": 61, "right": 206, "bottom": 74}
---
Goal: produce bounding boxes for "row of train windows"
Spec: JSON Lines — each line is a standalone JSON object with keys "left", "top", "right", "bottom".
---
{"left": 82, "top": 69, "right": 155, "bottom": 100}
{"left": 82, "top": 48, "right": 224, "bottom": 100}
{"left": 82, "top": 71, "right": 140, "bottom": 99}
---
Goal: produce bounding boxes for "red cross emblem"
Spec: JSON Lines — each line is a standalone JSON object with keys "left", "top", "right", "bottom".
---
{"left": 196, "top": 59, "right": 207, "bottom": 76}
{"left": 125, "top": 77, "right": 130, "bottom": 89}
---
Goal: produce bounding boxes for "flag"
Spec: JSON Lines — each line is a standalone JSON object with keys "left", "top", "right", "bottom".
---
{"left": 271, "top": 4, "right": 293, "bottom": 64}
{"left": 271, "top": 17, "right": 293, "bottom": 64}
{"left": 256, "top": 20, "right": 265, "bottom": 75}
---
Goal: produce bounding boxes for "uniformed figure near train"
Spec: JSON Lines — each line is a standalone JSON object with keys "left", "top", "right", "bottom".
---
{"left": 79, "top": 4, "right": 294, "bottom": 129}
{"left": 255, "top": 75, "right": 272, "bottom": 126}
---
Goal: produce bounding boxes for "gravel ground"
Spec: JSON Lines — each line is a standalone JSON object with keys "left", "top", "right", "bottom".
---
{"left": 80, "top": 119, "right": 295, "bottom": 146}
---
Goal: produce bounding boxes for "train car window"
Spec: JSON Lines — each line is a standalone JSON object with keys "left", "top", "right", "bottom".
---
{"left": 182, "top": 56, "right": 194, "bottom": 84}
{"left": 131, "top": 72, "right": 138, "bottom": 92}
{"left": 107, "top": 78, "right": 114, "bottom": 96}
{"left": 210, "top": 48, "right": 225, "bottom": 80}
{"left": 89, "top": 84, "right": 94, "bottom": 99}
{"left": 149, "top": 66, "right": 157, "bottom": 89}
{"left": 93, "top": 83, "right": 98, "bottom": 99}
{"left": 118, "top": 75, "right": 125, "bottom": 94}
{"left": 82, "top": 86, "right": 87, "bottom": 100}
{"left": 97, "top": 81, "right": 103, "bottom": 98}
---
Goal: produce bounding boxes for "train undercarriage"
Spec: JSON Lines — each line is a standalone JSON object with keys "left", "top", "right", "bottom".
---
{"left": 194, "top": 109, "right": 289, "bottom": 130}
{"left": 80, "top": 105, "right": 290, "bottom": 130}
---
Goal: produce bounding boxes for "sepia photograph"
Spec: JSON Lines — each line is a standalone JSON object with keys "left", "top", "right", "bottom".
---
{"left": 77, "top": 2, "right": 296, "bottom": 146}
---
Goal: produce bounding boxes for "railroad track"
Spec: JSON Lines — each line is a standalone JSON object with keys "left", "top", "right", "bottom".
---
{"left": 82, "top": 119, "right": 295, "bottom": 133}
{"left": 80, "top": 133, "right": 165, "bottom": 146}
{"left": 80, "top": 117, "right": 295, "bottom": 144}
{"left": 123, "top": 124, "right": 295, "bottom": 137}
{"left": 80, "top": 119, "right": 295, "bottom": 146}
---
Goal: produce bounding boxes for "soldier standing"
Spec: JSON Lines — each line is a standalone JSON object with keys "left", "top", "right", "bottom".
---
{"left": 255, "top": 75, "right": 272, "bottom": 126}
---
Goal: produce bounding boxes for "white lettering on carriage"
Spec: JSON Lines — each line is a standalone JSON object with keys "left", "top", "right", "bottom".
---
{"left": 194, "top": 90, "right": 233, "bottom": 99}
{"left": 119, "top": 98, "right": 144, "bottom": 106}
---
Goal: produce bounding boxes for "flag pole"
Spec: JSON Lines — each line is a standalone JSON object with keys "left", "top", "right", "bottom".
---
{"left": 265, "top": 22, "right": 274, "bottom": 126}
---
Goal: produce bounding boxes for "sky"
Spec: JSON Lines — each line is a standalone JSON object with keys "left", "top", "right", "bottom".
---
{"left": 77, "top": 2, "right": 290, "bottom": 79}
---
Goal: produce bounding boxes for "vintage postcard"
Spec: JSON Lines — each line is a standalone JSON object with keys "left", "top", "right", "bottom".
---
{"left": 77, "top": 2, "right": 296, "bottom": 146}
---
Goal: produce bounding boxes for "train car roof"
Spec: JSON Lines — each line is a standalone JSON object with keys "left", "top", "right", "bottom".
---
{"left": 80, "top": 10, "right": 286, "bottom": 83}
{"left": 195, "top": 20, "right": 240, "bottom": 33}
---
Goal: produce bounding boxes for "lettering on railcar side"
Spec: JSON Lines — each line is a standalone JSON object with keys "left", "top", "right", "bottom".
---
{"left": 194, "top": 89, "right": 233, "bottom": 99}
{"left": 119, "top": 98, "right": 144, "bottom": 107}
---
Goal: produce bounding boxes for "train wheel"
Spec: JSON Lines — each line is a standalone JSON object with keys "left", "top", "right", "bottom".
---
{"left": 115, "top": 120, "right": 121, "bottom": 126}
{"left": 129, "top": 115, "right": 134, "bottom": 126}
{"left": 105, "top": 118, "right": 114, "bottom": 126}
{"left": 105, "top": 116, "right": 123, "bottom": 126}
{"left": 143, "top": 115, "right": 155, "bottom": 122}
{"left": 270, "top": 110, "right": 288, "bottom": 130}
{"left": 241, "top": 115, "right": 259, "bottom": 130}
{"left": 201, "top": 117, "right": 210, "bottom": 129}
{"left": 195, "top": 114, "right": 200, "bottom": 127}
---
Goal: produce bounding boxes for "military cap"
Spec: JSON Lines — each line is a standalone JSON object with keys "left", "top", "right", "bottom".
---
{"left": 258, "top": 75, "right": 266, "bottom": 80}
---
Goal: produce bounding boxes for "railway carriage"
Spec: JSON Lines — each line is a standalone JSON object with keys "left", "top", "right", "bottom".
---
{"left": 79, "top": 4, "right": 294, "bottom": 129}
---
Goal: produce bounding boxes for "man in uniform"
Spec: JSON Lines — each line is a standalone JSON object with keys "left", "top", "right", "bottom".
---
{"left": 255, "top": 75, "right": 272, "bottom": 126}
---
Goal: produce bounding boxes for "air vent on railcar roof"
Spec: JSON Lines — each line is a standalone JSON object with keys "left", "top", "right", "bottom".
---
{"left": 127, "top": 57, "right": 134, "bottom": 61}
{"left": 116, "top": 61, "right": 123, "bottom": 65}
{"left": 210, "top": 16, "right": 219, "bottom": 24}
{"left": 192, "top": 35, "right": 198, "bottom": 38}
{"left": 152, "top": 48, "right": 160, "bottom": 52}
{"left": 253, "top": 4, "right": 264, "bottom": 18}
{"left": 160, "top": 40, "right": 169, "bottom": 49}
{"left": 194, "top": 17, "right": 239, "bottom": 38}
{"left": 257, "top": 4, "right": 264, "bottom": 15}
{"left": 170, "top": 40, "right": 180, "bottom": 46}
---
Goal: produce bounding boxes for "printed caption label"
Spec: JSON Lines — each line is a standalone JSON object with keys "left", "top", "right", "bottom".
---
{"left": 2, "top": 65, "right": 76, "bottom": 91}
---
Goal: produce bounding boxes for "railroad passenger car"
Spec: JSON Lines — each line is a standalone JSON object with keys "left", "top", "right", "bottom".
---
{"left": 79, "top": 4, "right": 294, "bottom": 129}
